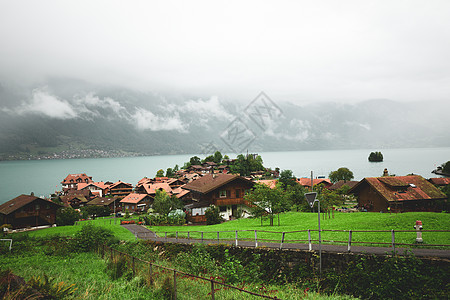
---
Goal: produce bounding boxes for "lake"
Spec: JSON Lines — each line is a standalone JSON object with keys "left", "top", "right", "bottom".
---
{"left": 0, "top": 147, "right": 448, "bottom": 205}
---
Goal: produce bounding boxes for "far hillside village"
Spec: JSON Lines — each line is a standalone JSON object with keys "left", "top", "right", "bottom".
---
{"left": 1, "top": 152, "right": 449, "bottom": 230}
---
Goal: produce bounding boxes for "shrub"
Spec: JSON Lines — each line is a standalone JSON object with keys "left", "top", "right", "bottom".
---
{"left": 72, "top": 224, "right": 114, "bottom": 252}
{"left": 175, "top": 244, "right": 217, "bottom": 275}
{"left": 205, "top": 205, "right": 223, "bottom": 225}
{"left": 56, "top": 207, "right": 79, "bottom": 226}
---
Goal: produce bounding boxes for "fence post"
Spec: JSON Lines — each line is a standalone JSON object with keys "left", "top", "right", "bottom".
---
{"left": 132, "top": 257, "right": 135, "bottom": 277}
{"left": 254, "top": 230, "right": 258, "bottom": 248}
{"left": 201, "top": 232, "right": 204, "bottom": 243}
{"left": 308, "top": 229, "right": 312, "bottom": 251}
{"left": 348, "top": 230, "right": 352, "bottom": 252}
{"left": 280, "top": 232, "right": 285, "bottom": 249}
{"left": 391, "top": 229, "right": 395, "bottom": 253}
{"left": 173, "top": 270, "right": 177, "bottom": 300}
{"left": 110, "top": 247, "right": 113, "bottom": 260}
{"left": 102, "top": 244, "right": 105, "bottom": 259}
{"left": 187, "top": 231, "right": 190, "bottom": 241}
{"left": 165, "top": 232, "right": 167, "bottom": 242}
{"left": 176, "top": 231, "right": 178, "bottom": 242}
{"left": 235, "top": 230, "right": 238, "bottom": 247}
{"left": 149, "top": 263, "right": 153, "bottom": 278}
{"left": 217, "top": 232, "right": 220, "bottom": 244}
{"left": 210, "top": 279, "right": 215, "bottom": 300}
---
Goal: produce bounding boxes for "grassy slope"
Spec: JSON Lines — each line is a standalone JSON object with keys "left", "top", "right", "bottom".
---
{"left": 148, "top": 212, "right": 450, "bottom": 247}
{"left": 26, "top": 217, "right": 137, "bottom": 241}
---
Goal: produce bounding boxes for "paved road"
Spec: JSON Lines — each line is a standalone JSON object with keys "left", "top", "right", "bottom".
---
{"left": 121, "top": 224, "right": 450, "bottom": 259}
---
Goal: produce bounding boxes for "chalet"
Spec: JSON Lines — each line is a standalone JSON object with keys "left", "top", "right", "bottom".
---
{"left": 77, "top": 182, "right": 111, "bottom": 197}
{"left": 60, "top": 194, "right": 89, "bottom": 209}
{"left": 61, "top": 173, "right": 93, "bottom": 191}
{"left": 297, "top": 178, "right": 332, "bottom": 190}
{"left": 120, "top": 193, "right": 152, "bottom": 212}
{"left": 349, "top": 175, "right": 446, "bottom": 212}
{"left": 0, "top": 194, "right": 61, "bottom": 229}
{"left": 167, "top": 178, "right": 186, "bottom": 188}
{"left": 109, "top": 181, "right": 133, "bottom": 197}
{"left": 182, "top": 174, "right": 254, "bottom": 223}
{"left": 86, "top": 196, "right": 120, "bottom": 212}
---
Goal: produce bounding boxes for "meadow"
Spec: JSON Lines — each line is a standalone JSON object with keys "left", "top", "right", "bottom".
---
{"left": 23, "top": 212, "right": 450, "bottom": 248}
{"left": 148, "top": 211, "right": 450, "bottom": 248}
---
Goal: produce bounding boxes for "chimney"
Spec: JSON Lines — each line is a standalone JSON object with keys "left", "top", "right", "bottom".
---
{"left": 383, "top": 168, "right": 389, "bottom": 177}
{"left": 30, "top": 192, "right": 34, "bottom": 196}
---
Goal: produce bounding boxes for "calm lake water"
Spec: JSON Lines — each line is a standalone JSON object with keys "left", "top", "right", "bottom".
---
{"left": 0, "top": 147, "right": 448, "bottom": 205}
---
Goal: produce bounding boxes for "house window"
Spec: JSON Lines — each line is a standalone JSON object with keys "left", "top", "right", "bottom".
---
{"left": 219, "top": 190, "right": 227, "bottom": 198}
{"left": 219, "top": 206, "right": 227, "bottom": 212}
{"left": 235, "top": 189, "right": 240, "bottom": 198}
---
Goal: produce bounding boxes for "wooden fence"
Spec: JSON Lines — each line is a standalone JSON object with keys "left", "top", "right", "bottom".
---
{"left": 136, "top": 229, "right": 450, "bottom": 252}
{"left": 100, "top": 244, "right": 279, "bottom": 300}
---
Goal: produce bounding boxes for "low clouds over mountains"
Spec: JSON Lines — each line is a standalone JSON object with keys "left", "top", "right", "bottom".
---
{"left": 0, "top": 81, "right": 448, "bottom": 159}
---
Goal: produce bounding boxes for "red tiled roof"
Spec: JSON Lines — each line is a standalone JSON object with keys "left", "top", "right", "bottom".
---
{"left": 109, "top": 181, "right": 133, "bottom": 189}
{"left": 350, "top": 175, "right": 446, "bottom": 202}
{"left": 120, "top": 193, "right": 149, "bottom": 204}
{"left": 328, "top": 180, "right": 359, "bottom": 191}
{"left": 182, "top": 174, "right": 253, "bottom": 194}
{"left": 0, "top": 195, "right": 60, "bottom": 215}
{"left": 297, "top": 178, "right": 331, "bottom": 187}
{"left": 257, "top": 179, "right": 278, "bottom": 189}
{"left": 61, "top": 173, "right": 93, "bottom": 184}
{"left": 429, "top": 177, "right": 450, "bottom": 186}
{"left": 143, "top": 183, "right": 173, "bottom": 195}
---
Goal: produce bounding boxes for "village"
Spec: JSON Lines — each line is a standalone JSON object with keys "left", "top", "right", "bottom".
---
{"left": 1, "top": 153, "right": 449, "bottom": 230}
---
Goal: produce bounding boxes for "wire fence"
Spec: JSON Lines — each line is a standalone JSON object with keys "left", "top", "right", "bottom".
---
{"left": 100, "top": 244, "right": 279, "bottom": 300}
{"left": 136, "top": 229, "right": 450, "bottom": 252}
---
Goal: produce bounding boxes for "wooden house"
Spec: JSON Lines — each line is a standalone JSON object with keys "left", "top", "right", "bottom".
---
{"left": 182, "top": 174, "right": 254, "bottom": 223}
{"left": 349, "top": 175, "right": 446, "bottom": 212}
{"left": 297, "top": 178, "right": 332, "bottom": 190}
{"left": 86, "top": 196, "right": 120, "bottom": 212}
{"left": 61, "top": 173, "right": 93, "bottom": 191}
{"left": 120, "top": 193, "right": 152, "bottom": 213}
{"left": 109, "top": 181, "right": 133, "bottom": 197}
{"left": 0, "top": 194, "right": 61, "bottom": 229}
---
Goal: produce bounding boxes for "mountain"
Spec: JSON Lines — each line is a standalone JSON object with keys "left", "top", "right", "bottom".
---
{"left": 0, "top": 80, "right": 449, "bottom": 160}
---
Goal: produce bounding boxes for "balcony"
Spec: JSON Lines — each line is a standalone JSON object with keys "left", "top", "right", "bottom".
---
{"left": 214, "top": 198, "right": 250, "bottom": 206}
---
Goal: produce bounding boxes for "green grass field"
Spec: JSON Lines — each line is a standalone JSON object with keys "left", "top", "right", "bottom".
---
{"left": 25, "top": 217, "right": 137, "bottom": 241}
{"left": 19, "top": 212, "right": 450, "bottom": 248}
{"left": 148, "top": 211, "right": 450, "bottom": 248}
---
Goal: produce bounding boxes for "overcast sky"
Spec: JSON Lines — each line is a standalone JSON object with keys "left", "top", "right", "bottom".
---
{"left": 1, "top": 0, "right": 449, "bottom": 103}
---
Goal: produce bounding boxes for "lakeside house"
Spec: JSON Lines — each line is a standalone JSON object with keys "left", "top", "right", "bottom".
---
{"left": 77, "top": 181, "right": 111, "bottom": 197}
{"left": 349, "top": 175, "right": 446, "bottom": 212}
{"left": 328, "top": 180, "right": 359, "bottom": 191}
{"left": 0, "top": 194, "right": 61, "bottom": 229}
{"left": 109, "top": 181, "right": 133, "bottom": 197}
{"left": 182, "top": 173, "right": 254, "bottom": 223}
{"left": 61, "top": 173, "right": 93, "bottom": 192}
{"left": 86, "top": 196, "right": 120, "bottom": 212}
{"left": 428, "top": 177, "right": 450, "bottom": 187}
{"left": 120, "top": 193, "right": 152, "bottom": 212}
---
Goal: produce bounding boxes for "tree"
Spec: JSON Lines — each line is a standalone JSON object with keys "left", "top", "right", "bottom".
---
{"left": 81, "top": 205, "right": 111, "bottom": 218}
{"left": 156, "top": 169, "right": 164, "bottom": 177}
{"left": 166, "top": 168, "right": 175, "bottom": 178}
{"left": 329, "top": 167, "right": 354, "bottom": 183}
{"left": 279, "top": 169, "right": 297, "bottom": 189}
{"left": 189, "top": 156, "right": 202, "bottom": 166}
{"left": 152, "top": 190, "right": 183, "bottom": 216}
{"left": 368, "top": 151, "right": 383, "bottom": 162}
{"left": 202, "top": 155, "right": 215, "bottom": 163}
{"left": 56, "top": 207, "right": 79, "bottom": 226}
{"left": 213, "top": 151, "right": 223, "bottom": 164}
{"left": 441, "top": 161, "right": 450, "bottom": 175}
{"left": 244, "top": 183, "right": 289, "bottom": 226}
{"left": 230, "top": 154, "right": 264, "bottom": 176}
